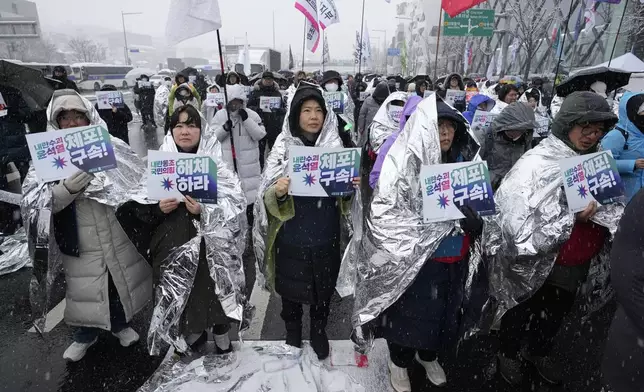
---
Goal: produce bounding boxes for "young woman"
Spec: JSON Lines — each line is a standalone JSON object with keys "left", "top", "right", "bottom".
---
{"left": 253, "top": 83, "right": 359, "bottom": 360}
{"left": 126, "top": 105, "right": 248, "bottom": 357}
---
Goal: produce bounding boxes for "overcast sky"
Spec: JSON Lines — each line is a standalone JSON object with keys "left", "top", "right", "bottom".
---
{"left": 32, "top": 0, "right": 402, "bottom": 60}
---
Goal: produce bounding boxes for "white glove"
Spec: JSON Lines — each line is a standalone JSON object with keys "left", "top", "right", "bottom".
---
{"left": 63, "top": 171, "right": 93, "bottom": 194}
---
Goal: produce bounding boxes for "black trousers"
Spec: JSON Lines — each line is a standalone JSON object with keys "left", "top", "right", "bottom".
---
{"left": 280, "top": 297, "right": 330, "bottom": 323}
{"left": 388, "top": 340, "right": 438, "bottom": 368}
{"left": 499, "top": 282, "right": 576, "bottom": 358}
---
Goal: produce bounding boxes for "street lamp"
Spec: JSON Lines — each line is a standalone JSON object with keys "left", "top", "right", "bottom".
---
{"left": 121, "top": 11, "right": 143, "bottom": 66}
{"left": 372, "top": 29, "right": 388, "bottom": 74}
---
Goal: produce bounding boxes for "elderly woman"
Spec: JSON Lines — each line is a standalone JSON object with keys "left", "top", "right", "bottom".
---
{"left": 22, "top": 89, "right": 151, "bottom": 362}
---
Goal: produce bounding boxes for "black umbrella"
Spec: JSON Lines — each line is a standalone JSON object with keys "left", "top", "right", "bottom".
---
{"left": 555, "top": 66, "right": 631, "bottom": 98}
{"left": 248, "top": 71, "right": 286, "bottom": 86}
{"left": 0, "top": 60, "right": 54, "bottom": 110}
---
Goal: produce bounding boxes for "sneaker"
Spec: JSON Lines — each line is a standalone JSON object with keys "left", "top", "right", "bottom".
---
{"left": 521, "top": 350, "right": 562, "bottom": 385}
{"left": 112, "top": 327, "right": 140, "bottom": 347}
{"left": 415, "top": 354, "right": 447, "bottom": 386}
{"left": 388, "top": 360, "right": 412, "bottom": 392}
{"left": 63, "top": 338, "right": 98, "bottom": 362}
{"left": 497, "top": 353, "right": 523, "bottom": 385}
{"left": 310, "top": 321, "right": 330, "bottom": 360}
{"left": 214, "top": 333, "right": 233, "bottom": 355}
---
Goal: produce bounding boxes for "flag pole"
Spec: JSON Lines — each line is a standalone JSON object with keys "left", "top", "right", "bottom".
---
{"left": 433, "top": 9, "right": 443, "bottom": 81}
{"left": 321, "top": 31, "right": 325, "bottom": 72}
{"left": 358, "top": 0, "right": 366, "bottom": 75}
{"left": 216, "top": 29, "right": 237, "bottom": 173}
{"left": 608, "top": 0, "right": 629, "bottom": 68}
{"left": 552, "top": 0, "right": 576, "bottom": 99}
{"left": 302, "top": 16, "right": 306, "bottom": 71}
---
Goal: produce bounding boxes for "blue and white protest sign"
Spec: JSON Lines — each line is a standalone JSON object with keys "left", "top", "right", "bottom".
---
{"left": 559, "top": 151, "right": 625, "bottom": 213}
{"left": 26, "top": 125, "right": 117, "bottom": 182}
{"left": 323, "top": 92, "right": 344, "bottom": 114}
{"left": 259, "top": 96, "right": 282, "bottom": 112}
{"left": 420, "top": 161, "right": 496, "bottom": 223}
{"left": 205, "top": 92, "right": 225, "bottom": 107}
{"left": 96, "top": 91, "right": 124, "bottom": 109}
{"left": 470, "top": 110, "right": 498, "bottom": 132}
{"left": 445, "top": 90, "right": 467, "bottom": 107}
{"left": 147, "top": 150, "right": 218, "bottom": 203}
{"left": 288, "top": 146, "right": 361, "bottom": 197}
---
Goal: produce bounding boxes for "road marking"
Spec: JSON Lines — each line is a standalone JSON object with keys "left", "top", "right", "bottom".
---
{"left": 246, "top": 284, "right": 270, "bottom": 339}
{"left": 28, "top": 299, "right": 66, "bottom": 333}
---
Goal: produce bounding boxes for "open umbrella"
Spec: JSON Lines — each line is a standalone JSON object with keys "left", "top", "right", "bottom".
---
{"left": 555, "top": 66, "right": 631, "bottom": 98}
{"left": 248, "top": 71, "right": 286, "bottom": 86}
{"left": 0, "top": 60, "right": 54, "bottom": 110}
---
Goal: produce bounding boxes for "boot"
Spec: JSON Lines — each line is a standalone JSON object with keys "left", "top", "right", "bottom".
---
{"left": 310, "top": 319, "right": 330, "bottom": 360}
{"left": 285, "top": 321, "right": 302, "bottom": 349}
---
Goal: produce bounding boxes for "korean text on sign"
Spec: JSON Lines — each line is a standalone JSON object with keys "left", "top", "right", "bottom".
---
{"left": 96, "top": 91, "right": 124, "bottom": 110}
{"left": 147, "top": 150, "right": 218, "bottom": 203}
{"left": 259, "top": 96, "right": 282, "bottom": 112}
{"left": 176, "top": 157, "right": 211, "bottom": 193}
{"left": 324, "top": 92, "right": 344, "bottom": 114}
{"left": 319, "top": 149, "right": 359, "bottom": 188}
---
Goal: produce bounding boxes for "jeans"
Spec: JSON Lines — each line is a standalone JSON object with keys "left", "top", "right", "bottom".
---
{"left": 73, "top": 274, "right": 129, "bottom": 343}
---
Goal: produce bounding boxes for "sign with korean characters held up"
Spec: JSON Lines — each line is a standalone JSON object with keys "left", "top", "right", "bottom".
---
{"left": 559, "top": 151, "right": 625, "bottom": 213}
{"left": 288, "top": 146, "right": 361, "bottom": 197}
{"left": 470, "top": 110, "right": 498, "bottom": 133}
{"left": 147, "top": 150, "right": 217, "bottom": 203}
{"left": 205, "top": 93, "right": 225, "bottom": 107}
{"left": 323, "top": 92, "right": 344, "bottom": 114}
{"left": 445, "top": 90, "right": 467, "bottom": 108}
{"left": 26, "top": 125, "right": 117, "bottom": 182}
{"left": 420, "top": 161, "right": 496, "bottom": 223}
{"left": 96, "top": 91, "right": 125, "bottom": 110}
{"left": 259, "top": 96, "right": 282, "bottom": 112}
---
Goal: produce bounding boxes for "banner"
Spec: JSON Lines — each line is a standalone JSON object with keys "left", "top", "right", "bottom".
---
{"left": 470, "top": 110, "right": 498, "bottom": 133}
{"left": 318, "top": 0, "right": 340, "bottom": 29}
{"left": 26, "top": 125, "right": 117, "bottom": 182}
{"left": 147, "top": 150, "right": 218, "bottom": 203}
{"left": 441, "top": 0, "right": 488, "bottom": 18}
{"left": 323, "top": 92, "right": 344, "bottom": 114}
{"left": 289, "top": 45, "right": 295, "bottom": 69}
{"left": 445, "top": 90, "right": 467, "bottom": 107}
{"left": 259, "top": 96, "right": 282, "bottom": 112}
{"left": 137, "top": 81, "right": 152, "bottom": 88}
{"left": 205, "top": 92, "right": 225, "bottom": 107}
{"left": 420, "top": 161, "right": 496, "bottom": 223}
{"left": 296, "top": 0, "right": 321, "bottom": 52}
{"left": 534, "top": 114, "right": 550, "bottom": 137}
{"left": 322, "top": 32, "right": 331, "bottom": 65}
{"left": 96, "top": 91, "right": 125, "bottom": 110}
{"left": 288, "top": 146, "right": 361, "bottom": 197}
{"left": 559, "top": 151, "right": 624, "bottom": 213}
{"left": 166, "top": 0, "right": 222, "bottom": 46}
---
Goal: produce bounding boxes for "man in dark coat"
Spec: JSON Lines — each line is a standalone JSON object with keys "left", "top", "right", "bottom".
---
{"left": 602, "top": 188, "right": 644, "bottom": 392}
{"left": 133, "top": 74, "right": 156, "bottom": 127}
{"left": 94, "top": 85, "right": 133, "bottom": 145}
{"left": 52, "top": 65, "right": 79, "bottom": 92}
{"left": 247, "top": 71, "right": 285, "bottom": 169}
{"left": 480, "top": 102, "right": 538, "bottom": 190}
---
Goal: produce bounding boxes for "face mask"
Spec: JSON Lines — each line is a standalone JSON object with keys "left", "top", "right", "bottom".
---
{"left": 325, "top": 83, "right": 339, "bottom": 92}
{"left": 388, "top": 106, "right": 403, "bottom": 122}
{"left": 164, "top": 81, "right": 172, "bottom": 87}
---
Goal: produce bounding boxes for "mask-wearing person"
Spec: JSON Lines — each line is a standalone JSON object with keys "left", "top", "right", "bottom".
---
{"left": 493, "top": 92, "right": 618, "bottom": 387}
{"left": 164, "top": 77, "right": 172, "bottom": 88}
{"left": 94, "top": 84, "right": 134, "bottom": 145}
{"left": 247, "top": 72, "right": 285, "bottom": 169}
{"left": 256, "top": 83, "right": 358, "bottom": 362}
{"left": 38, "top": 90, "right": 151, "bottom": 363}
{"left": 601, "top": 92, "right": 644, "bottom": 201}
{"left": 135, "top": 74, "right": 156, "bottom": 127}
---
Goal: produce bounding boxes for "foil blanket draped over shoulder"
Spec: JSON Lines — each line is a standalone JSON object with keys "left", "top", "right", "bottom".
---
{"left": 253, "top": 85, "right": 361, "bottom": 294}
{"left": 21, "top": 90, "right": 147, "bottom": 332}
{"left": 131, "top": 118, "right": 249, "bottom": 355}
{"left": 482, "top": 134, "right": 623, "bottom": 329}
{"left": 351, "top": 94, "right": 486, "bottom": 350}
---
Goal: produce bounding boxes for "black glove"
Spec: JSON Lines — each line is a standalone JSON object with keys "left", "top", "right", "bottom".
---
{"left": 238, "top": 108, "right": 248, "bottom": 121}
{"left": 458, "top": 205, "right": 483, "bottom": 238}
{"left": 223, "top": 120, "right": 233, "bottom": 133}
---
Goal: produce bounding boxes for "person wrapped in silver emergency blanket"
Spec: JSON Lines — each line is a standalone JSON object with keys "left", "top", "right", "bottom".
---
{"left": 484, "top": 91, "right": 622, "bottom": 386}
{"left": 353, "top": 93, "right": 487, "bottom": 390}
{"left": 21, "top": 89, "right": 152, "bottom": 363}
{"left": 121, "top": 105, "right": 249, "bottom": 357}
{"left": 253, "top": 83, "right": 360, "bottom": 361}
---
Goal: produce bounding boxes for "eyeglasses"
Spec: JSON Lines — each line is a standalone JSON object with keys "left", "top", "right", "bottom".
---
{"left": 578, "top": 122, "right": 606, "bottom": 138}
{"left": 58, "top": 113, "right": 87, "bottom": 123}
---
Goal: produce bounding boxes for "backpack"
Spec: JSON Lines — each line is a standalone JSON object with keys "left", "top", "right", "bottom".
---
{"left": 614, "top": 126, "right": 629, "bottom": 150}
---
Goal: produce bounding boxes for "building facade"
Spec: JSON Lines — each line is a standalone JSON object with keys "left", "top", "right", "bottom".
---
{"left": 0, "top": 0, "right": 41, "bottom": 59}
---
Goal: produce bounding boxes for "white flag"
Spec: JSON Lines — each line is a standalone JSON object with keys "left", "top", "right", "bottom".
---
{"left": 584, "top": 3, "right": 596, "bottom": 31}
{"left": 486, "top": 52, "right": 496, "bottom": 80}
{"left": 296, "top": 0, "right": 321, "bottom": 53}
{"left": 510, "top": 37, "right": 521, "bottom": 64}
{"left": 243, "top": 34, "right": 251, "bottom": 76}
{"left": 496, "top": 47, "right": 503, "bottom": 76}
{"left": 323, "top": 32, "right": 330, "bottom": 64}
{"left": 166, "top": 0, "right": 222, "bottom": 46}
{"left": 362, "top": 22, "right": 372, "bottom": 62}
{"left": 318, "top": 0, "right": 340, "bottom": 29}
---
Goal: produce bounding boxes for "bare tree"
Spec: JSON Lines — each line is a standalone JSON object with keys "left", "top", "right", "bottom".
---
{"left": 68, "top": 37, "right": 107, "bottom": 63}
{"left": 506, "top": 0, "right": 558, "bottom": 81}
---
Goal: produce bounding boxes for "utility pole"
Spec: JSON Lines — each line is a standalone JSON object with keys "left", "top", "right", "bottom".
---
{"left": 496, "top": 12, "right": 510, "bottom": 78}
{"left": 272, "top": 11, "right": 276, "bottom": 50}
{"left": 373, "top": 29, "right": 388, "bottom": 74}
{"left": 121, "top": 11, "right": 142, "bottom": 66}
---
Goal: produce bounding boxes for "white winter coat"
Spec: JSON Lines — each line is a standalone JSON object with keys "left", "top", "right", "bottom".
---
{"left": 211, "top": 84, "right": 266, "bottom": 205}
{"left": 48, "top": 91, "right": 152, "bottom": 330}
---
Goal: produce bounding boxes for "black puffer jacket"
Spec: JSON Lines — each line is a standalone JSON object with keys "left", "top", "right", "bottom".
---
{"left": 0, "top": 85, "right": 33, "bottom": 185}
{"left": 480, "top": 102, "right": 537, "bottom": 190}
{"left": 52, "top": 66, "right": 79, "bottom": 92}
{"left": 602, "top": 188, "right": 644, "bottom": 392}
{"left": 247, "top": 80, "right": 285, "bottom": 144}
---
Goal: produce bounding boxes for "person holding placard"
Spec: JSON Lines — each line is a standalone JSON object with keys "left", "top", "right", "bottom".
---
{"left": 94, "top": 84, "right": 133, "bottom": 145}
{"left": 247, "top": 72, "right": 286, "bottom": 169}
{"left": 253, "top": 83, "right": 359, "bottom": 361}
{"left": 125, "top": 105, "right": 248, "bottom": 358}
{"left": 462, "top": 94, "right": 496, "bottom": 124}
{"left": 22, "top": 89, "right": 151, "bottom": 362}
{"left": 601, "top": 92, "right": 644, "bottom": 202}
{"left": 320, "top": 70, "right": 355, "bottom": 148}
{"left": 167, "top": 72, "right": 201, "bottom": 119}
{"left": 487, "top": 92, "right": 620, "bottom": 386}
{"left": 415, "top": 80, "right": 430, "bottom": 98}
{"left": 134, "top": 74, "right": 156, "bottom": 127}
{"left": 200, "top": 84, "right": 222, "bottom": 125}
{"left": 480, "top": 102, "right": 537, "bottom": 191}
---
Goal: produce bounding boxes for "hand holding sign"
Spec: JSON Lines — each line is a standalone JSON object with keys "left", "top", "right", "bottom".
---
{"left": 275, "top": 177, "right": 290, "bottom": 198}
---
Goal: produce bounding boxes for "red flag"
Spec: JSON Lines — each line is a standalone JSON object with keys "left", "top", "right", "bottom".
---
{"left": 442, "top": 0, "right": 488, "bottom": 18}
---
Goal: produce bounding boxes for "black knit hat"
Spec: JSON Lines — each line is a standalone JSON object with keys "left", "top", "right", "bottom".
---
{"left": 320, "top": 70, "right": 343, "bottom": 87}
{"left": 288, "top": 83, "right": 328, "bottom": 137}
{"left": 262, "top": 71, "right": 274, "bottom": 79}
